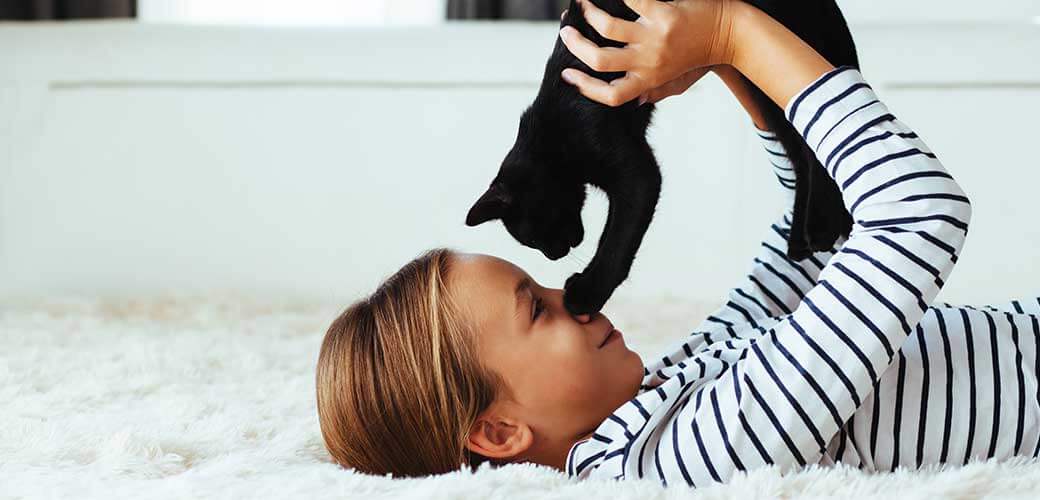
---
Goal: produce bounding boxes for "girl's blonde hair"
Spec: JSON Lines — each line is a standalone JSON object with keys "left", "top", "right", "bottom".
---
{"left": 315, "top": 247, "right": 503, "bottom": 476}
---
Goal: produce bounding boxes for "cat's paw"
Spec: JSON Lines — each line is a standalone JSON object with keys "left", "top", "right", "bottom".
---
{"left": 563, "top": 271, "right": 611, "bottom": 316}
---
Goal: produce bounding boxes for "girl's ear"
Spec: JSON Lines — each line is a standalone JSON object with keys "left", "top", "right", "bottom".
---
{"left": 464, "top": 414, "right": 533, "bottom": 461}
{"left": 465, "top": 183, "right": 512, "bottom": 227}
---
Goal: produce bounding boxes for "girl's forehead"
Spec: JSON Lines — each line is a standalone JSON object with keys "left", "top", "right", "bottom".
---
{"left": 450, "top": 253, "right": 527, "bottom": 328}
{"left": 455, "top": 253, "right": 524, "bottom": 282}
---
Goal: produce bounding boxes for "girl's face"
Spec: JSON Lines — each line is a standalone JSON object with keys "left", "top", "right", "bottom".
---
{"left": 450, "top": 252, "right": 644, "bottom": 462}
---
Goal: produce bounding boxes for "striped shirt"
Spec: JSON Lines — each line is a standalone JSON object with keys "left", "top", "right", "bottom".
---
{"left": 565, "top": 66, "right": 1040, "bottom": 486}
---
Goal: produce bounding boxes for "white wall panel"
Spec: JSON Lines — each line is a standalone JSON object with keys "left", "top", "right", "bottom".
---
{"left": 842, "top": 0, "right": 1038, "bottom": 24}
{"left": 0, "top": 21, "right": 1037, "bottom": 305}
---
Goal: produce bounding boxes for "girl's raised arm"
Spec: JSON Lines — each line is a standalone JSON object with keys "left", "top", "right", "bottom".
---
{"left": 564, "top": 1, "right": 973, "bottom": 485}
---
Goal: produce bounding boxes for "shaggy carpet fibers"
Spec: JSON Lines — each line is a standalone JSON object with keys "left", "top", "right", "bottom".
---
{"left": 3, "top": 294, "right": 1040, "bottom": 499}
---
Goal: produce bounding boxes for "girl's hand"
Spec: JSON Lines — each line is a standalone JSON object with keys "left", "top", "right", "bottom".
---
{"left": 637, "top": 65, "right": 769, "bottom": 131}
{"left": 637, "top": 65, "right": 766, "bottom": 131}
{"left": 559, "top": 0, "right": 740, "bottom": 107}
{"left": 638, "top": 66, "right": 711, "bottom": 105}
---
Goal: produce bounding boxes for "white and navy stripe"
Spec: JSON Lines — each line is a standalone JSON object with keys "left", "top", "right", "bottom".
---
{"left": 566, "top": 67, "right": 1040, "bottom": 486}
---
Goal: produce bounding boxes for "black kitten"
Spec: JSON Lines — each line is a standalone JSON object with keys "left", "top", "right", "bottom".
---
{"left": 466, "top": 0, "right": 858, "bottom": 315}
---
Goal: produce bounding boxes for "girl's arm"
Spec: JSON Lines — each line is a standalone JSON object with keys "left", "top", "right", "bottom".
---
{"left": 694, "top": 129, "right": 844, "bottom": 331}
{"left": 662, "top": 64, "right": 971, "bottom": 487}
{"left": 694, "top": 64, "right": 844, "bottom": 330}
{"left": 714, "top": 65, "right": 768, "bottom": 130}
{"left": 563, "top": 0, "right": 972, "bottom": 484}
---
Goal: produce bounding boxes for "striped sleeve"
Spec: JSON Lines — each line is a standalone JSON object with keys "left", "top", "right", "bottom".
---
{"left": 658, "top": 67, "right": 972, "bottom": 485}
{"left": 698, "top": 129, "right": 844, "bottom": 329}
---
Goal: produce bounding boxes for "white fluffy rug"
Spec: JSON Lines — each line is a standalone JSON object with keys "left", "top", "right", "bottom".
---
{"left": 4, "top": 294, "right": 1040, "bottom": 499}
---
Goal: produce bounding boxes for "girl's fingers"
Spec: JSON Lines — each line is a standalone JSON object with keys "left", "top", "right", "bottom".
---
{"left": 561, "top": 68, "right": 602, "bottom": 91}
{"left": 599, "top": 74, "right": 646, "bottom": 107}
{"left": 562, "top": 69, "right": 644, "bottom": 107}
{"left": 580, "top": 0, "right": 642, "bottom": 43}
{"left": 559, "top": 26, "right": 632, "bottom": 73}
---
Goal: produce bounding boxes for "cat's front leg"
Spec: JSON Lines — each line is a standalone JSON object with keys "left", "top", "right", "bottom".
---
{"left": 563, "top": 164, "right": 660, "bottom": 315}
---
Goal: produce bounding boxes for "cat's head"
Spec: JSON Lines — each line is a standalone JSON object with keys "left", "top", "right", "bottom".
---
{"left": 465, "top": 110, "right": 587, "bottom": 260}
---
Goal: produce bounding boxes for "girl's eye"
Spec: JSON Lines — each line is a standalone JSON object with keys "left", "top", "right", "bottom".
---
{"left": 532, "top": 297, "right": 544, "bottom": 321}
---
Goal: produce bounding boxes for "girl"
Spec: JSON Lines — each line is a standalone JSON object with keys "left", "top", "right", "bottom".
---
{"left": 315, "top": 0, "right": 1040, "bottom": 486}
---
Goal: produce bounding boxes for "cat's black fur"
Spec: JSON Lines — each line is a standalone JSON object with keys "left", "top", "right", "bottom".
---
{"left": 466, "top": 0, "right": 858, "bottom": 315}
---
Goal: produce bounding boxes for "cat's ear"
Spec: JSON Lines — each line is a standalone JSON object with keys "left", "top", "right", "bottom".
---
{"left": 465, "top": 183, "right": 512, "bottom": 227}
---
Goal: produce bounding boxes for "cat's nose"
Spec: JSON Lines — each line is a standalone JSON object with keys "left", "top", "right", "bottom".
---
{"left": 541, "top": 246, "right": 569, "bottom": 260}
{"left": 574, "top": 313, "right": 591, "bottom": 324}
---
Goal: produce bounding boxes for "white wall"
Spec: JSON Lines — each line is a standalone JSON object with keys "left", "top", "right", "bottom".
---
{"left": 138, "top": 0, "right": 448, "bottom": 26}
{"left": 839, "top": 0, "right": 1039, "bottom": 24}
{"left": 133, "top": 0, "right": 1040, "bottom": 26}
{"left": 1, "top": 20, "right": 1038, "bottom": 306}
